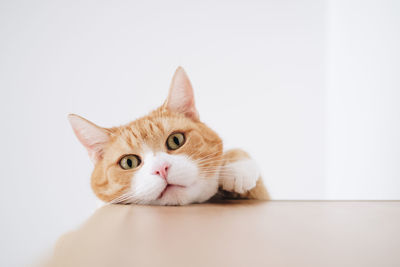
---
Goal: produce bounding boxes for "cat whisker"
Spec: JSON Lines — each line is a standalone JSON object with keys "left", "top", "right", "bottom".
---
{"left": 109, "top": 193, "right": 133, "bottom": 204}
{"left": 189, "top": 149, "right": 222, "bottom": 158}
{"left": 189, "top": 151, "right": 224, "bottom": 162}
{"left": 109, "top": 181, "right": 158, "bottom": 204}
{"left": 193, "top": 153, "right": 226, "bottom": 160}
{"left": 194, "top": 157, "right": 228, "bottom": 165}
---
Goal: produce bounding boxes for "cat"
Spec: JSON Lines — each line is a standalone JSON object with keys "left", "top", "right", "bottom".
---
{"left": 68, "top": 67, "right": 269, "bottom": 205}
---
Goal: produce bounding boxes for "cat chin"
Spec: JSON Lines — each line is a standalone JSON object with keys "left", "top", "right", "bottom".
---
{"left": 146, "top": 177, "right": 219, "bottom": 206}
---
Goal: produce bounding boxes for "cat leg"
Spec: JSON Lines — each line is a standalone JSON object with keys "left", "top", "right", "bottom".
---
{"left": 219, "top": 149, "right": 269, "bottom": 200}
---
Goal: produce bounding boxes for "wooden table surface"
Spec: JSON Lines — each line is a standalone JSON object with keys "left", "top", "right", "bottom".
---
{"left": 44, "top": 201, "right": 400, "bottom": 267}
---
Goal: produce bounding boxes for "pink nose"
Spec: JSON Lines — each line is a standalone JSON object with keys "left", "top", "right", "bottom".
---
{"left": 152, "top": 163, "right": 170, "bottom": 180}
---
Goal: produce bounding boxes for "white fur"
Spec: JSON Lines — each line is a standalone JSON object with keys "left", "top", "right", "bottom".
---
{"left": 126, "top": 152, "right": 218, "bottom": 205}
{"left": 112, "top": 152, "right": 260, "bottom": 205}
{"left": 220, "top": 159, "right": 260, "bottom": 194}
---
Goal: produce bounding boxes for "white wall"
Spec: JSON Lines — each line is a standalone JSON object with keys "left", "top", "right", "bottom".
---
{"left": 0, "top": 0, "right": 399, "bottom": 266}
{"left": 326, "top": 0, "right": 400, "bottom": 199}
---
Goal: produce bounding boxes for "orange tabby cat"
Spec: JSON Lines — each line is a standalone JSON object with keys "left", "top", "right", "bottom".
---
{"left": 68, "top": 67, "right": 268, "bottom": 205}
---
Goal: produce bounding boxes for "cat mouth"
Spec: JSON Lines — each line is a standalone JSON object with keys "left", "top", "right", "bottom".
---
{"left": 157, "top": 184, "right": 186, "bottom": 199}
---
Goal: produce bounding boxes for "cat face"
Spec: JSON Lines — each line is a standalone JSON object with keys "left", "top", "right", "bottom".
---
{"left": 69, "top": 68, "right": 223, "bottom": 205}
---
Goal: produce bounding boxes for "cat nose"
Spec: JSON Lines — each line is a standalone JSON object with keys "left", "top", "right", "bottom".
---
{"left": 152, "top": 163, "right": 170, "bottom": 180}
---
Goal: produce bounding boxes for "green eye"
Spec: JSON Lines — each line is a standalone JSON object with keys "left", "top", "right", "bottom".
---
{"left": 119, "top": 155, "right": 141, "bottom": 170}
{"left": 166, "top": 132, "right": 185, "bottom": 150}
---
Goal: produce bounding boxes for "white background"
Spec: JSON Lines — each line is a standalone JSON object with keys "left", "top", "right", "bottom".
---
{"left": 0, "top": 0, "right": 399, "bottom": 266}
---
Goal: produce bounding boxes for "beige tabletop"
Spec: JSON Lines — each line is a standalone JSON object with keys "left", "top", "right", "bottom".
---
{"left": 43, "top": 201, "right": 400, "bottom": 267}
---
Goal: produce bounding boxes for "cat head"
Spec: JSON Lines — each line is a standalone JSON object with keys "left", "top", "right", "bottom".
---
{"left": 68, "top": 67, "right": 223, "bottom": 205}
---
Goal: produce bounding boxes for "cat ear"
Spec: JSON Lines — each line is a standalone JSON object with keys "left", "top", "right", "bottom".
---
{"left": 68, "top": 114, "right": 110, "bottom": 163}
{"left": 164, "top": 67, "right": 199, "bottom": 121}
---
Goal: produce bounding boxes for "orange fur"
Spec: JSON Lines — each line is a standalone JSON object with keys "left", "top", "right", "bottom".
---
{"left": 69, "top": 67, "right": 268, "bottom": 204}
{"left": 90, "top": 107, "right": 223, "bottom": 202}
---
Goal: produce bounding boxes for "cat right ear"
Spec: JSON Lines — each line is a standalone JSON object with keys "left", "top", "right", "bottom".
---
{"left": 164, "top": 67, "right": 200, "bottom": 121}
{"left": 68, "top": 114, "right": 110, "bottom": 163}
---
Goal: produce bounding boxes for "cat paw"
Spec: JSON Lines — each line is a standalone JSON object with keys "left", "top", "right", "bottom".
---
{"left": 220, "top": 159, "right": 260, "bottom": 194}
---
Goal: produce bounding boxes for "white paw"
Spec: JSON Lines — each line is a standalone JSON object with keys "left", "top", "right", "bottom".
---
{"left": 220, "top": 159, "right": 260, "bottom": 194}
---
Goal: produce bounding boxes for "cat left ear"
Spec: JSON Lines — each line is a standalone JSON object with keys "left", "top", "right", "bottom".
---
{"left": 164, "top": 67, "right": 199, "bottom": 121}
{"left": 68, "top": 114, "right": 110, "bottom": 163}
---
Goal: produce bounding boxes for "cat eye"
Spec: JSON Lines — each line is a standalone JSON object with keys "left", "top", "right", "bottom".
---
{"left": 166, "top": 132, "right": 185, "bottom": 150}
{"left": 119, "top": 154, "right": 141, "bottom": 170}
